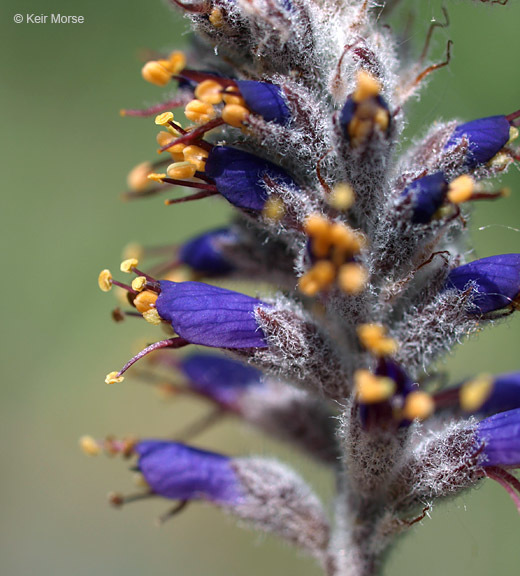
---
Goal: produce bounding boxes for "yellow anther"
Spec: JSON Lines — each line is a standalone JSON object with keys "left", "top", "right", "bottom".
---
{"left": 262, "top": 195, "right": 285, "bottom": 221}
{"left": 141, "top": 61, "right": 171, "bottom": 87}
{"left": 298, "top": 261, "right": 336, "bottom": 296}
{"left": 168, "top": 51, "right": 186, "bottom": 75}
{"left": 143, "top": 309, "right": 162, "bottom": 325}
{"left": 222, "top": 104, "right": 249, "bottom": 128}
{"left": 155, "top": 112, "right": 174, "bottom": 127}
{"left": 402, "top": 391, "right": 435, "bottom": 421}
{"left": 79, "top": 435, "right": 101, "bottom": 456}
{"left": 183, "top": 145, "right": 209, "bottom": 172}
{"left": 354, "top": 370, "right": 396, "bottom": 404}
{"left": 304, "top": 214, "right": 332, "bottom": 258}
{"left": 134, "top": 290, "right": 158, "bottom": 314}
{"left": 98, "top": 269, "right": 113, "bottom": 292}
{"left": 105, "top": 371, "right": 125, "bottom": 385}
{"left": 167, "top": 161, "right": 198, "bottom": 179}
{"left": 304, "top": 213, "right": 330, "bottom": 237}
{"left": 460, "top": 375, "right": 493, "bottom": 413}
{"left": 298, "top": 274, "right": 320, "bottom": 297}
{"left": 184, "top": 99, "right": 216, "bottom": 124}
{"left": 222, "top": 87, "right": 246, "bottom": 106}
{"left": 357, "top": 323, "right": 398, "bottom": 356}
{"left": 122, "top": 242, "right": 144, "bottom": 261}
{"left": 120, "top": 258, "right": 139, "bottom": 273}
{"left": 447, "top": 174, "right": 474, "bottom": 204}
{"left": 195, "top": 79, "right": 224, "bottom": 104}
{"left": 127, "top": 162, "right": 152, "bottom": 192}
{"left": 157, "top": 132, "right": 185, "bottom": 160}
{"left": 330, "top": 223, "right": 360, "bottom": 251}
{"left": 147, "top": 173, "right": 167, "bottom": 183}
{"left": 209, "top": 7, "right": 224, "bottom": 27}
{"left": 353, "top": 70, "right": 381, "bottom": 102}
{"left": 329, "top": 183, "right": 355, "bottom": 211}
{"left": 374, "top": 108, "right": 390, "bottom": 132}
{"left": 338, "top": 263, "right": 369, "bottom": 295}
{"left": 313, "top": 260, "right": 336, "bottom": 285}
{"left": 131, "top": 276, "right": 147, "bottom": 292}
{"left": 508, "top": 126, "right": 519, "bottom": 144}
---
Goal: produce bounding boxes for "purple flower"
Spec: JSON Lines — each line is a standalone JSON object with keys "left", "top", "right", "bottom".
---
{"left": 205, "top": 146, "right": 298, "bottom": 211}
{"left": 400, "top": 172, "right": 448, "bottom": 224}
{"left": 179, "top": 228, "right": 237, "bottom": 276}
{"left": 180, "top": 352, "right": 264, "bottom": 406}
{"left": 136, "top": 440, "right": 243, "bottom": 503}
{"left": 235, "top": 80, "right": 290, "bottom": 125}
{"left": 444, "top": 254, "right": 520, "bottom": 314}
{"left": 444, "top": 115, "right": 511, "bottom": 169}
{"left": 476, "top": 409, "right": 520, "bottom": 468}
{"left": 156, "top": 280, "right": 269, "bottom": 348}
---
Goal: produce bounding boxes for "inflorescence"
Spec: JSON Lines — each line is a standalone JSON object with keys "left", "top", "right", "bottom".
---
{"left": 85, "top": 1, "right": 520, "bottom": 575}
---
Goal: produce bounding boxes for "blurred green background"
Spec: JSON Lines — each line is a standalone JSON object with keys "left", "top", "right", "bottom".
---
{"left": 1, "top": 0, "right": 519, "bottom": 575}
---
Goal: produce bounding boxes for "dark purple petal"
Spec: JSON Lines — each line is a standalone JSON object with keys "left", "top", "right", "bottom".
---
{"left": 400, "top": 172, "right": 448, "bottom": 224}
{"left": 136, "top": 441, "right": 243, "bottom": 503}
{"left": 236, "top": 80, "right": 290, "bottom": 125}
{"left": 205, "top": 146, "right": 298, "bottom": 211}
{"left": 180, "top": 352, "right": 263, "bottom": 405}
{"left": 444, "top": 115, "right": 511, "bottom": 169}
{"left": 179, "top": 228, "right": 237, "bottom": 276}
{"left": 477, "top": 409, "right": 520, "bottom": 468}
{"left": 445, "top": 254, "right": 520, "bottom": 313}
{"left": 156, "top": 280, "right": 268, "bottom": 348}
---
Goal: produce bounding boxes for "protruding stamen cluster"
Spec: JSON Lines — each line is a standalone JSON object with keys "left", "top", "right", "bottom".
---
{"left": 300, "top": 213, "right": 367, "bottom": 296}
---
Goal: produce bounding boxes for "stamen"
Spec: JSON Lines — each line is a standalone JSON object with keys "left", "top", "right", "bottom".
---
{"left": 209, "top": 6, "right": 224, "bottom": 26}
{"left": 106, "top": 371, "right": 125, "bottom": 385}
{"left": 354, "top": 370, "right": 396, "bottom": 404}
{"left": 127, "top": 162, "right": 153, "bottom": 192}
{"left": 121, "top": 95, "right": 192, "bottom": 118}
{"left": 98, "top": 269, "right": 113, "bottom": 292}
{"left": 108, "top": 491, "right": 156, "bottom": 508}
{"left": 262, "top": 195, "right": 285, "bottom": 221}
{"left": 505, "top": 109, "right": 520, "bottom": 127}
{"left": 195, "top": 79, "right": 224, "bottom": 104}
{"left": 134, "top": 290, "right": 158, "bottom": 314}
{"left": 402, "top": 391, "right": 435, "bottom": 421}
{"left": 141, "top": 61, "right": 172, "bottom": 86}
{"left": 156, "top": 500, "right": 189, "bottom": 525}
{"left": 164, "top": 189, "right": 219, "bottom": 205}
{"left": 120, "top": 258, "right": 139, "bottom": 273}
{"left": 131, "top": 277, "right": 147, "bottom": 292}
{"left": 459, "top": 375, "right": 493, "bottom": 412}
{"left": 185, "top": 100, "right": 216, "bottom": 125}
{"left": 114, "top": 337, "right": 189, "bottom": 380}
{"left": 338, "top": 263, "right": 369, "bottom": 295}
{"left": 222, "top": 104, "right": 249, "bottom": 128}
{"left": 329, "top": 183, "right": 355, "bottom": 211}
{"left": 353, "top": 70, "right": 381, "bottom": 102}
{"left": 79, "top": 435, "right": 102, "bottom": 456}
{"left": 222, "top": 87, "right": 246, "bottom": 106}
{"left": 357, "top": 323, "right": 398, "bottom": 356}
{"left": 446, "top": 175, "right": 474, "bottom": 204}
{"left": 167, "top": 162, "right": 198, "bottom": 180}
